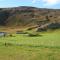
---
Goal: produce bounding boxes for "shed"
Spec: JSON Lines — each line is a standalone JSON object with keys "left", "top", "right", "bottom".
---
{"left": 0, "top": 32, "right": 7, "bottom": 37}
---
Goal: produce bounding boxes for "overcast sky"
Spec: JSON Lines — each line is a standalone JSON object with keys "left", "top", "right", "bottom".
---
{"left": 0, "top": 0, "right": 60, "bottom": 9}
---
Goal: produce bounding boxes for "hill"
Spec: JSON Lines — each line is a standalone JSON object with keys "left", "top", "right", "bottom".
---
{"left": 0, "top": 6, "right": 60, "bottom": 29}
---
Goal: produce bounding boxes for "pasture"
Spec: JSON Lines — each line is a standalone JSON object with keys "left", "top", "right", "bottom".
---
{"left": 0, "top": 29, "right": 60, "bottom": 60}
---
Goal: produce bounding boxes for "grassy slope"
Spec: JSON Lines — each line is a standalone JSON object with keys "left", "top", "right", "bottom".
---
{"left": 0, "top": 30, "right": 60, "bottom": 60}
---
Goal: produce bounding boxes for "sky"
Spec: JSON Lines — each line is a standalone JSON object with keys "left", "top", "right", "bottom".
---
{"left": 0, "top": 0, "right": 60, "bottom": 9}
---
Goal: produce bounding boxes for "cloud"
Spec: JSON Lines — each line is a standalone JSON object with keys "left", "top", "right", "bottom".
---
{"left": 0, "top": 0, "right": 8, "bottom": 1}
{"left": 43, "top": 0, "right": 60, "bottom": 5}
{"left": 32, "top": 0, "right": 60, "bottom": 6}
{"left": 0, "top": 0, "right": 5, "bottom": 1}
{"left": 32, "top": 0, "right": 40, "bottom": 3}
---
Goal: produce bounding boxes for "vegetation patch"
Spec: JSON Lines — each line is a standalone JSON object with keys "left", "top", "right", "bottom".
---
{"left": 28, "top": 32, "right": 41, "bottom": 37}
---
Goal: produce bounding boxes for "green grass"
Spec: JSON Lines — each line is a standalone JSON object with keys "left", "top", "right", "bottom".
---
{"left": 0, "top": 29, "right": 60, "bottom": 60}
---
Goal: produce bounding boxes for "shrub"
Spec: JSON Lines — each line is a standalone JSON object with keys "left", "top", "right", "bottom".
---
{"left": 48, "top": 23, "right": 60, "bottom": 29}
{"left": 4, "top": 42, "right": 13, "bottom": 46}
{"left": 28, "top": 33, "right": 40, "bottom": 37}
{"left": 37, "top": 28, "right": 47, "bottom": 32}
{"left": 27, "top": 28, "right": 33, "bottom": 30}
{"left": 8, "top": 34, "right": 15, "bottom": 37}
{"left": 16, "top": 31, "right": 28, "bottom": 34}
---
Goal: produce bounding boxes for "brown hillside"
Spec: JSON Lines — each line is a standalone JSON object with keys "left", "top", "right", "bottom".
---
{"left": 0, "top": 6, "right": 60, "bottom": 29}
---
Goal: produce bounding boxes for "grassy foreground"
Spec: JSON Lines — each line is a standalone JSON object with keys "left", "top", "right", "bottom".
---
{"left": 0, "top": 30, "right": 60, "bottom": 60}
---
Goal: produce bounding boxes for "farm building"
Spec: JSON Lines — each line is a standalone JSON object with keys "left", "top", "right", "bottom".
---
{"left": 0, "top": 32, "right": 7, "bottom": 37}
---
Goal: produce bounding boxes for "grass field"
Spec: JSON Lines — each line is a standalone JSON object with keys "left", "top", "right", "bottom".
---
{"left": 0, "top": 29, "right": 60, "bottom": 60}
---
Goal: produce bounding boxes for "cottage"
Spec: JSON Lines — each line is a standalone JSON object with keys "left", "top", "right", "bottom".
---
{"left": 0, "top": 32, "right": 7, "bottom": 37}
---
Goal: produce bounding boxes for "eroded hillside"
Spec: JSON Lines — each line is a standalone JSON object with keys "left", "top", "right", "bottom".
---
{"left": 0, "top": 6, "right": 60, "bottom": 29}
